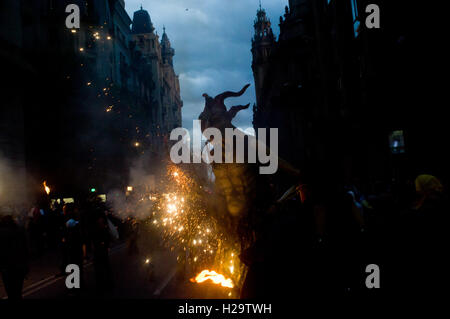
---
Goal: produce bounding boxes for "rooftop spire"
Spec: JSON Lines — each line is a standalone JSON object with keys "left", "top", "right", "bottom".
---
{"left": 161, "top": 27, "right": 175, "bottom": 66}
{"left": 253, "top": 3, "right": 274, "bottom": 44}
{"left": 132, "top": 6, "right": 155, "bottom": 34}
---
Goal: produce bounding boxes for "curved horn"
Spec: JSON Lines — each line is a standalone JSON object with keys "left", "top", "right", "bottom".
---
{"left": 228, "top": 103, "right": 250, "bottom": 119}
{"left": 215, "top": 84, "right": 251, "bottom": 102}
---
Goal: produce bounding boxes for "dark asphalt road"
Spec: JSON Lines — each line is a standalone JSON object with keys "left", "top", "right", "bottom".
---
{"left": 6, "top": 243, "right": 235, "bottom": 299}
{"left": 20, "top": 244, "right": 176, "bottom": 299}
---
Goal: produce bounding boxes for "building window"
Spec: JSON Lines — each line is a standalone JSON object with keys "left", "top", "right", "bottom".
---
{"left": 389, "top": 130, "right": 406, "bottom": 154}
{"left": 350, "top": 0, "right": 360, "bottom": 37}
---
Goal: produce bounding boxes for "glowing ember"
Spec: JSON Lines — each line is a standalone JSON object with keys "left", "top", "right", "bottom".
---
{"left": 191, "top": 270, "right": 234, "bottom": 288}
{"left": 43, "top": 181, "right": 50, "bottom": 195}
{"left": 229, "top": 265, "right": 234, "bottom": 274}
{"left": 122, "top": 164, "right": 244, "bottom": 291}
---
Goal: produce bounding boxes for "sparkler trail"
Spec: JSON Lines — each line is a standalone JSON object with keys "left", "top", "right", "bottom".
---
{"left": 127, "top": 163, "right": 246, "bottom": 296}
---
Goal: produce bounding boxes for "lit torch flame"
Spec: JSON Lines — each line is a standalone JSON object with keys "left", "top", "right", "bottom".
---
{"left": 190, "top": 270, "right": 234, "bottom": 288}
{"left": 43, "top": 181, "right": 50, "bottom": 195}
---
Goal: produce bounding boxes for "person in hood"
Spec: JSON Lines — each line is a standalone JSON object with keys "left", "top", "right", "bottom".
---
{"left": 0, "top": 212, "right": 29, "bottom": 299}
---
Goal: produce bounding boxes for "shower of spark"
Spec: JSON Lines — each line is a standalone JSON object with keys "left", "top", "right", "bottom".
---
{"left": 129, "top": 163, "right": 246, "bottom": 295}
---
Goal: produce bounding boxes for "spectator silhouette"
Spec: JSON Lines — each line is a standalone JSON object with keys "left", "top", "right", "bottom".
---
{"left": 0, "top": 213, "right": 29, "bottom": 299}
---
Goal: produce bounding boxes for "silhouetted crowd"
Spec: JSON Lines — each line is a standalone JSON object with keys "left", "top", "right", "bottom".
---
{"left": 240, "top": 174, "right": 449, "bottom": 297}
{"left": 0, "top": 195, "right": 134, "bottom": 299}
{"left": 1, "top": 174, "right": 448, "bottom": 299}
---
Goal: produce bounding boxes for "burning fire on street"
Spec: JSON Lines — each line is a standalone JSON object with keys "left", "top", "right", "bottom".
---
{"left": 190, "top": 270, "right": 234, "bottom": 288}
{"left": 125, "top": 164, "right": 245, "bottom": 297}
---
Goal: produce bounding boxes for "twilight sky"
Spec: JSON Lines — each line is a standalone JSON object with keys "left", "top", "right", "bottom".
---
{"left": 125, "top": 0, "right": 287, "bottom": 133}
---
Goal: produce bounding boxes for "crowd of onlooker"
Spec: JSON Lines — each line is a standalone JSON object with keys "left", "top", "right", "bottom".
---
{"left": 1, "top": 174, "right": 448, "bottom": 299}
{"left": 0, "top": 195, "right": 135, "bottom": 299}
{"left": 240, "top": 174, "right": 449, "bottom": 297}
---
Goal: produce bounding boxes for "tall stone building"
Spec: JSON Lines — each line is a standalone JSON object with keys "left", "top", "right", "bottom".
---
{"left": 252, "top": 0, "right": 447, "bottom": 191}
{"left": 252, "top": 1, "right": 318, "bottom": 183}
{"left": 251, "top": 4, "right": 275, "bottom": 109}
{"left": 0, "top": 0, "right": 182, "bottom": 198}
{"left": 131, "top": 7, "right": 182, "bottom": 155}
{"left": 0, "top": 0, "right": 28, "bottom": 204}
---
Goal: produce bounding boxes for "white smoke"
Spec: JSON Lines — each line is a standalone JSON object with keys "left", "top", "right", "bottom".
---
{"left": 0, "top": 154, "right": 28, "bottom": 214}
{"left": 106, "top": 155, "right": 162, "bottom": 220}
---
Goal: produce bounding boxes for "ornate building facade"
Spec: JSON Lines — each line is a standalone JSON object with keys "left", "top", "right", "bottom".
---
{"left": 0, "top": 0, "right": 182, "bottom": 198}
{"left": 251, "top": 0, "right": 447, "bottom": 191}
{"left": 131, "top": 7, "right": 182, "bottom": 152}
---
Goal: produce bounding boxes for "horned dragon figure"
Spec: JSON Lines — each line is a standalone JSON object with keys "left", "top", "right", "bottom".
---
{"left": 199, "top": 83, "right": 301, "bottom": 213}
{"left": 199, "top": 84, "right": 255, "bottom": 219}
{"left": 199, "top": 84, "right": 302, "bottom": 296}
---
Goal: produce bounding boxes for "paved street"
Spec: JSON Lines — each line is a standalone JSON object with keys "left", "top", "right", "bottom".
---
{"left": 1, "top": 241, "right": 234, "bottom": 299}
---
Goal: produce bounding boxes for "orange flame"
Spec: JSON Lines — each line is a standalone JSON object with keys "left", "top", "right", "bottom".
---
{"left": 43, "top": 181, "right": 50, "bottom": 195}
{"left": 191, "top": 270, "right": 234, "bottom": 288}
